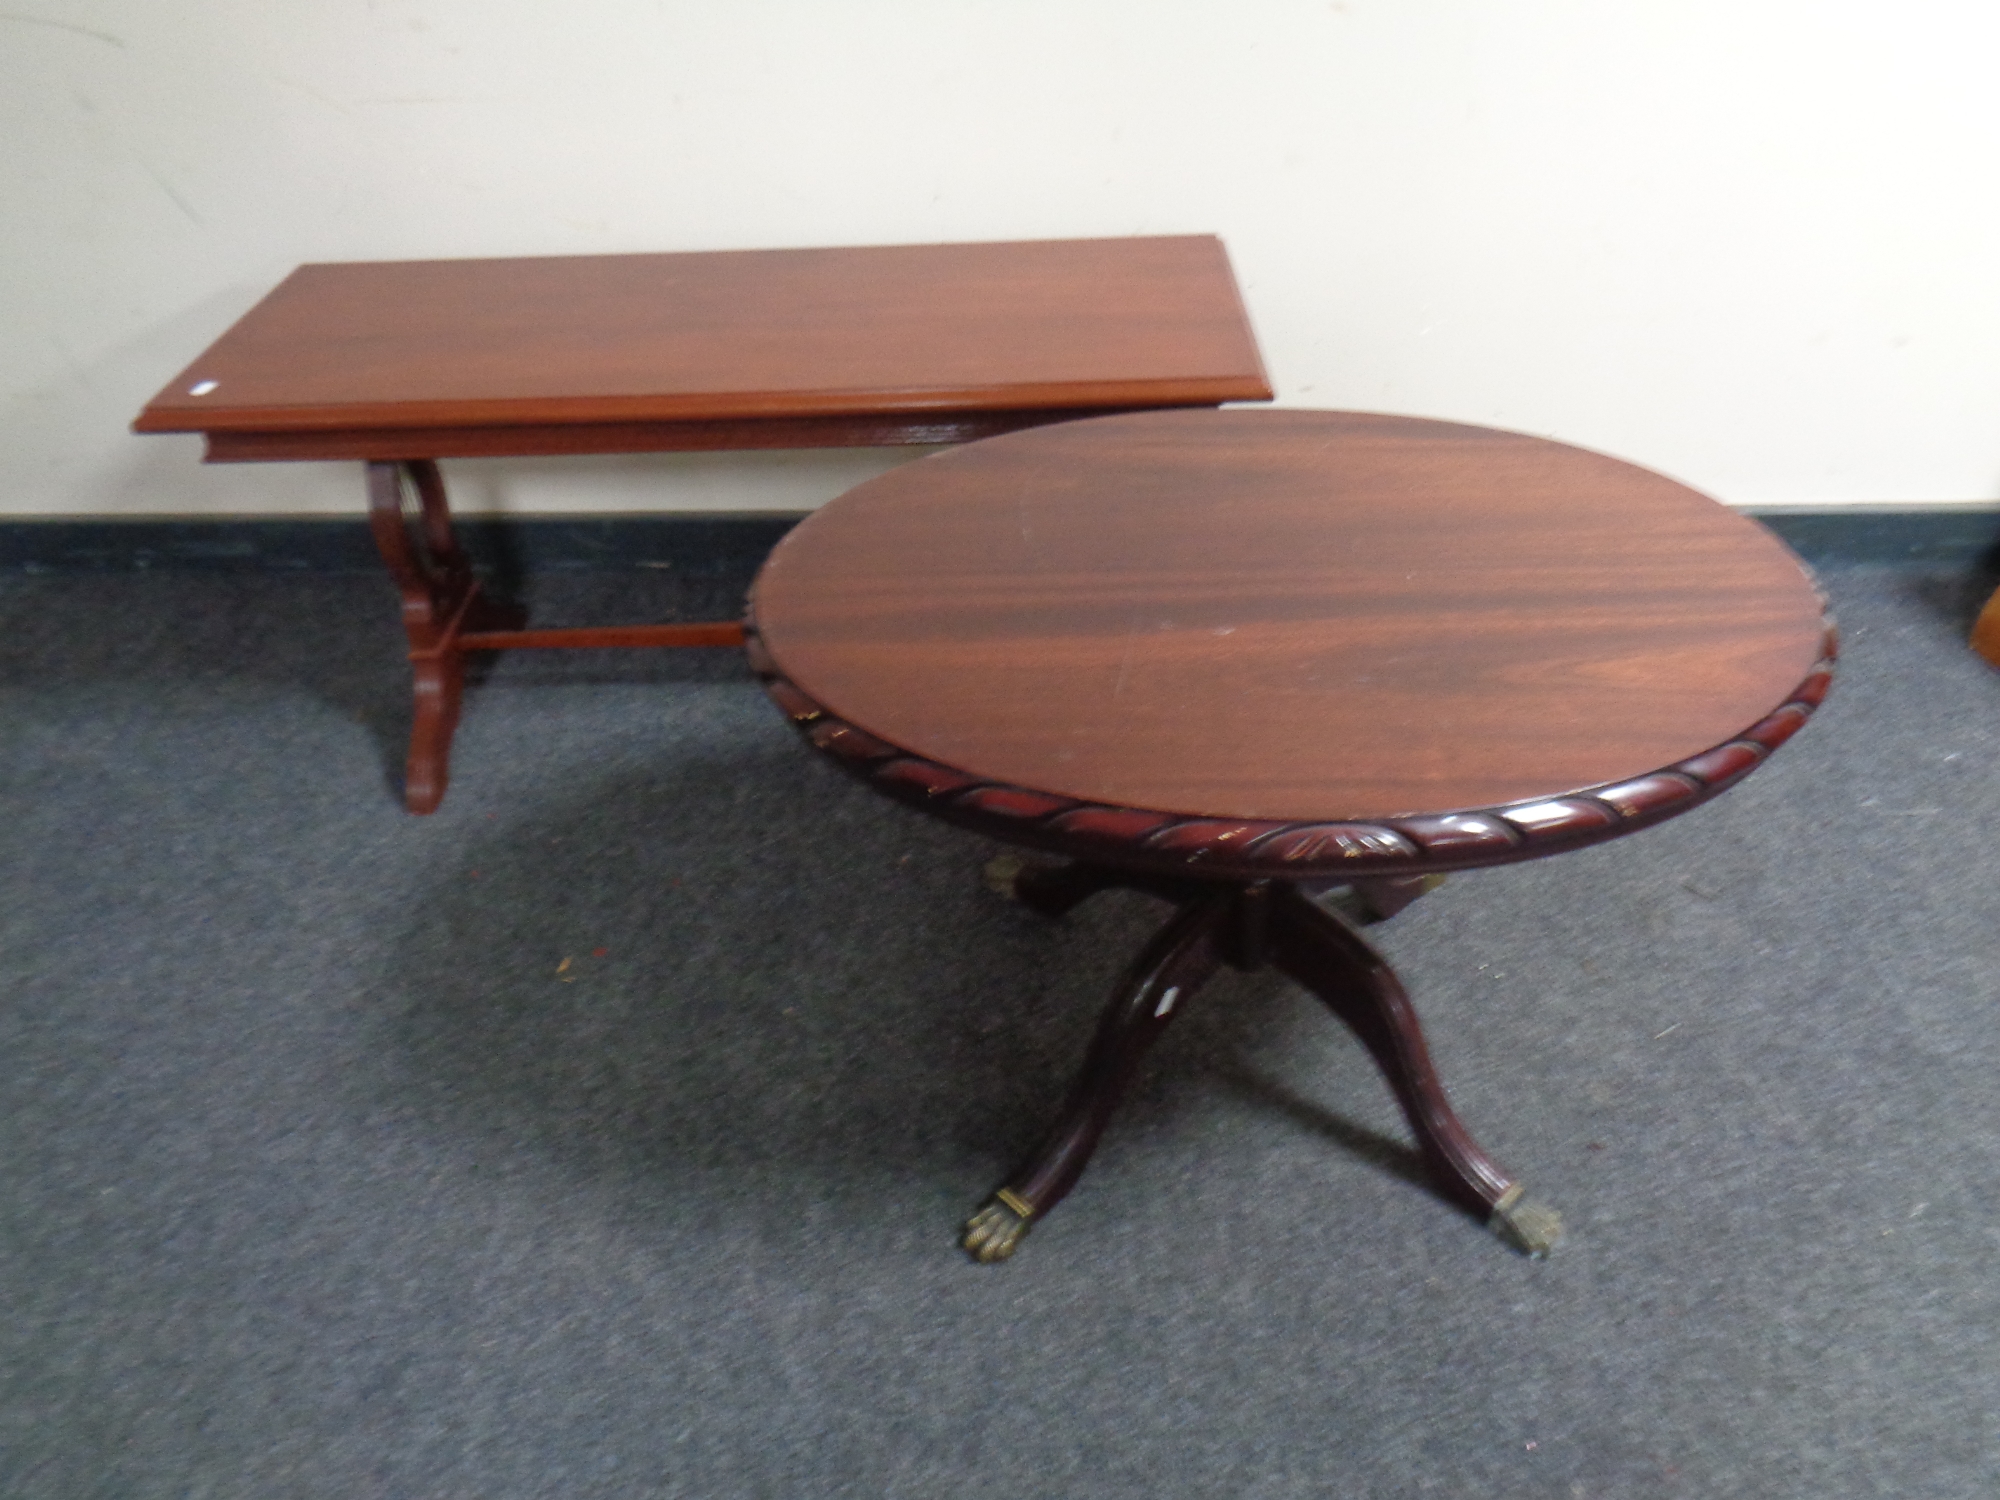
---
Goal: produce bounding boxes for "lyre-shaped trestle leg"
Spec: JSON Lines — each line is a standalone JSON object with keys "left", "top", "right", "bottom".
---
{"left": 365, "top": 460, "right": 519, "bottom": 814}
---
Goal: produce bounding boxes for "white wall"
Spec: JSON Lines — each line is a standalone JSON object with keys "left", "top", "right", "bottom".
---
{"left": 5, "top": 0, "right": 1997, "bottom": 517}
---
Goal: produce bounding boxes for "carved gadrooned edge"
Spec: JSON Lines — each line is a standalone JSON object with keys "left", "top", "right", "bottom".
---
{"left": 743, "top": 615, "right": 1837, "bottom": 882}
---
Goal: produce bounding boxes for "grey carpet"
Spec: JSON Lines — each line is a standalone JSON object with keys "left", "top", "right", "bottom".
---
{"left": 2, "top": 562, "right": 1996, "bottom": 1498}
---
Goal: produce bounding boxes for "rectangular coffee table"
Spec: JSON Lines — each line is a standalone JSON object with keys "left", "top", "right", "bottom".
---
{"left": 133, "top": 236, "right": 1270, "bottom": 811}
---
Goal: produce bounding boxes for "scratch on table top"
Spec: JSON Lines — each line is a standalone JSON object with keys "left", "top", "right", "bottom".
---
{"left": 1111, "top": 612, "right": 1142, "bottom": 700}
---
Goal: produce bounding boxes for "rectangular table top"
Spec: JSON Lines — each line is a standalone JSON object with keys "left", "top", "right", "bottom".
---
{"left": 133, "top": 236, "right": 1271, "bottom": 462}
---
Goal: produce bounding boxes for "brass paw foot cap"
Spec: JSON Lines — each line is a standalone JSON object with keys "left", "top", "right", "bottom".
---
{"left": 982, "top": 854, "right": 1028, "bottom": 901}
{"left": 962, "top": 1195, "right": 1032, "bottom": 1263}
{"left": 1489, "top": 1184, "right": 1563, "bottom": 1258}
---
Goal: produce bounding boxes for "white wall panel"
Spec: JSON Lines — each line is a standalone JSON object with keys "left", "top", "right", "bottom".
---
{"left": 4, "top": 1, "right": 1995, "bottom": 514}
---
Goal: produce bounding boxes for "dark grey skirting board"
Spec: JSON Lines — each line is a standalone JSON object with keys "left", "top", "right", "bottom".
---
{"left": 0, "top": 514, "right": 807, "bottom": 576}
{"left": 4, "top": 507, "right": 1997, "bottom": 575}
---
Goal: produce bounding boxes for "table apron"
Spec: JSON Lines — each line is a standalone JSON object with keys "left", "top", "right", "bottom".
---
{"left": 198, "top": 407, "right": 1180, "bottom": 463}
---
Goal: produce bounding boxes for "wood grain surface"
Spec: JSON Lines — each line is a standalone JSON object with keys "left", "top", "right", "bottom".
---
{"left": 750, "top": 410, "right": 1830, "bottom": 823}
{"left": 132, "top": 237, "right": 1269, "bottom": 451}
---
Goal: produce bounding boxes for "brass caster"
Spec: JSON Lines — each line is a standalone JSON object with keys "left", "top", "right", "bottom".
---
{"left": 983, "top": 853, "right": 1028, "bottom": 901}
{"left": 1488, "top": 1183, "right": 1563, "bottom": 1258}
{"left": 962, "top": 1193, "right": 1033, "bottom": 1263}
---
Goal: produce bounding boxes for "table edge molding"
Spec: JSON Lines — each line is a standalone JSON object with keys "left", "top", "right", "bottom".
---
{"left": 743, "top": 612, "right": 1839, "bottom": 881}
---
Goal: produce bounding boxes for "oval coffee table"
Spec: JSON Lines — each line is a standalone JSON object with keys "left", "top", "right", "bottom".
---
{"left": 746, "top": 409, "right": 1833, "bottom": 1262}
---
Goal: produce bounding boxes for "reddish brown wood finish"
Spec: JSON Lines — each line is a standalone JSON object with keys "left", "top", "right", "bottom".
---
{"left": 751, "top": 409, "right": 1831, "bottom": 825}
{"left": 747, "top": 619, "right": 1835, "bottom": 882}
{"left": 753, "top": 408, "right": 1832, "bottom": 1260}
{"left": 364, "top": 459, "right": 747, "bottom": 811}
{"left": 976, "top": 890, "right": 1233, "bottom": 1254}
{"left": 971, "top": 867, "right": 1519, "bottom": 1229}
{"left": 197, "top": 410, "right": 1145, "bottom": 464}
{"left": 962, "top": 865, "right": 1525, "bottom": 1262}
{"left": 134, "top": 238, "right": 1270, "bottom": 812}
{"left": 133, "top": 238, "right": 1269, "bottom": 455}
{"left": 1266, "top": 883, "right": 1512, "bottom": 1214}
{"left": 365, "top": 461, "right": 517, "bottom": 813}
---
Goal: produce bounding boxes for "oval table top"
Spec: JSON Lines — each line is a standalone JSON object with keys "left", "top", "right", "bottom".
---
{"left": 749, "top": 410, "right": 1832, "bottom": 879}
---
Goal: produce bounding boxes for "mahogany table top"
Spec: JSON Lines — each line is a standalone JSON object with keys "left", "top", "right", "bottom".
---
{"left": 132, "top": 237, "right": 1270, "bottom": 463}
{"left": 750, "top": 410, "right": 1831, "bottom": 839}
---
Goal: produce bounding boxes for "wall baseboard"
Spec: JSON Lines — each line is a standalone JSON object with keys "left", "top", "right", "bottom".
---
{"left": 2, "top": 508, "right": 1995, "bottom": 576}
{"left": 1749, "top": 509, "right": 2000, "bottom": 569}
{"left": 0, "top": 515, "right": 807, "bottom": 577}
